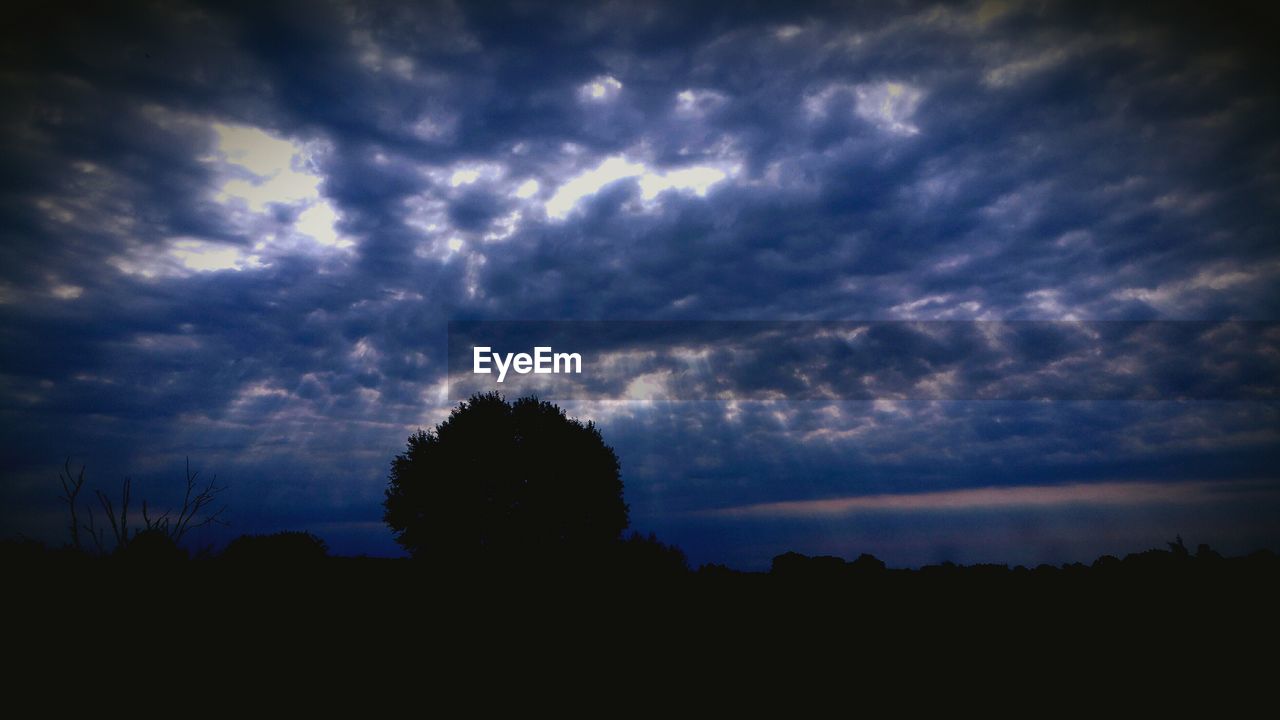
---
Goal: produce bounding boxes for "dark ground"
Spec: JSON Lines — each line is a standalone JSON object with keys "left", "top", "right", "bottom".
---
{"left": 8, "top": 537, "right": 1278, "bottom": 655}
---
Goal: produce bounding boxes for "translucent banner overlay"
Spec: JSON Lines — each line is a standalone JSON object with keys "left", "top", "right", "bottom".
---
{"left": 447, "top": 321, "right": 1280, "bottom": 402}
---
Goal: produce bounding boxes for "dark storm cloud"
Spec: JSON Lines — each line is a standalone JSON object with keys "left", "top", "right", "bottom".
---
{"left": 2, "top": 0, "right": 1278, "bottom": 563}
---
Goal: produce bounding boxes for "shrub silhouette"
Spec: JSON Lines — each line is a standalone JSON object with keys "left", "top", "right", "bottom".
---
{"left": 221, "top": 532, "right": 329, "bottom": 564}
{"left": 770, "top": 551, "right": 887, "bottom": 581}
{"left": 114, "top": 528, "right": 187, "bottom": 564}
{"left": 618, "top": 531, "right": 689, "bottom": 578}
{"left": 384, "top": 392, "right": 629, "bottom": 567}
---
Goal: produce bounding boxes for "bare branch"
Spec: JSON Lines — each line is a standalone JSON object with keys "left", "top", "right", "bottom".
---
{"left": 95, "top": 488, "right": 123, "bottom": 549}
{"left": 170, "top": 458, "right": 227, "bottom": 542}
{"left": 60, "top": 456, "right": 228, "bottom": 551}
{"left": 81, "top": 505, "right": 105, "bottom": 555}
{"left": 56, "top": 458, "right": 87, "bottom": 550}
{"left": 142, "top": 499, "right": 171, "bottom": 533}
{"left": 119, "top": 477, "right": 131, "bottom": 546}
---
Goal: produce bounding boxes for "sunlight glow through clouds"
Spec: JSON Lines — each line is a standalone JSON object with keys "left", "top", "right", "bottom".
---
{"left": 578, "top": 75, "right": 622, "bottom": 102}
{"left": 515, "top": 179, "right": 541, "bottom": 198}
{"left": 207, "top": 122, "right": 349, "bottom": 249}
{"left": 294, "top": 201, "right": 345, "bottom": 247}
{"left": 806, "top": 81, "right": 925, "bottom": 135}
{"left": 441, "top": 161, "right": 506, "bottom": 187}
{"left": 112, "top": 120, "right": 352, "bottom": 277}
{"left": 545, "top": 156, "right": 737, "bottom": 219}
{"left": 50, "top": 284, "right": 84, "bottom": 300}
{"left": 545, "top": 156, "right": 644, "bottom": 218}
{"left": 674, "top": 88, "right": 729, "bottom": 116}
{"left": 411, "top": 150, "right": 732, "bottom": 257}
{"left": 168, "top": 238, "right": 263, "bottom": 272}
{"left": 450, "top": 168, "right": 481, "bottom": 186}
{"left": 708, "top": 479, "right": 1267, "bottom": 518}
{"left": 109, "top": 237, "right": 263, "bottom": 277}
{"left": 209, "top": 124, "right": 298, "bottom": 176}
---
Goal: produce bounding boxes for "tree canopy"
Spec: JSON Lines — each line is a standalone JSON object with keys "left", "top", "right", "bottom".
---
{"left": 384, "top": 393, "right": 629, "bottom": 566}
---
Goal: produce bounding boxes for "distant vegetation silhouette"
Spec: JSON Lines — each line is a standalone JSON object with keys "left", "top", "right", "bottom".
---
{"left": 221, "top": 531, "right": 329, "bottom": 564}
{"left": 6, "top": 407, "right": 1276, "bottom": 667}
{"left": 3, "top": 401, "right": 1274, "bottom": 606}
{"left": 383, "top": 392, "right": 629, "bottom": 570}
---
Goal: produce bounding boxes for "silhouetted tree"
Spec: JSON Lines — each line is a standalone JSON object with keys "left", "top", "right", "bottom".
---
{"left": 383, "top": 393, "right": 629, "bottom": 567}
{"left": 849, "top": 553, "right": 887, "bottom": 574}
{"left": 1195, "top": 543, "right": 1222, "bottom": 562}
{"left": 618, "top": 531, "right": 689, "bottom": 578}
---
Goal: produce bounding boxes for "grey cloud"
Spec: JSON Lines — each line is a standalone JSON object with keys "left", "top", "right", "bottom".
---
{"left": 2, "top": 0, "right": 1277, "bottom": 565}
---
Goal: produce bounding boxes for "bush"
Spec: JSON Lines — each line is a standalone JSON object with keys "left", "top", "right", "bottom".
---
{"left": 384, "top": 393, "right": 629, "bottom": 567}
{"left": 221, "top": 532, "right": 329, "bottom": 564}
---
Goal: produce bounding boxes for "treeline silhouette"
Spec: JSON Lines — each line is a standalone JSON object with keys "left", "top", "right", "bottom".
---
{"left": 7, "top": 393, "right": 1279, "bottom": 660}
{"left": 22, "top": 393, "right": 1275, "bottom": 587}
{"left": 7, "top": 526, "right": 1279, "bottom": 666}
{"left": 4, "top": 527, "right": 1277, "bottom": 587}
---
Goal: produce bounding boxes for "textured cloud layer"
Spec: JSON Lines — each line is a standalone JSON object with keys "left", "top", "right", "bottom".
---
{"left": 2, "top": 0, "right": 1277, "bottom": 565}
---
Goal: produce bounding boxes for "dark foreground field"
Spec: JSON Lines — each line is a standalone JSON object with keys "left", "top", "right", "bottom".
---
{"left": 9, "top": 538, "right": 1279, "bottom": 658}
{"left": 6, "top": 545, "right": 1278, "bottom": 706}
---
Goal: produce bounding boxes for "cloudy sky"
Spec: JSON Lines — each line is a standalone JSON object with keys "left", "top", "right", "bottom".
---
{"left": 2, "top": 0, "right": 1278, "bottom": 568}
